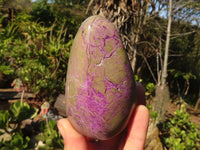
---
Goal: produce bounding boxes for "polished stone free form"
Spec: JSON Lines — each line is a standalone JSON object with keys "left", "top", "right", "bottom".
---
{"left": 66, "top": 15, "right": 136, "bottom": 140}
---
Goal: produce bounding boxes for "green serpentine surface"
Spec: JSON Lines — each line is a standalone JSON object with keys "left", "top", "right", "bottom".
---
{"left": 66, "top": 15, "right": 136, "bottom": 140}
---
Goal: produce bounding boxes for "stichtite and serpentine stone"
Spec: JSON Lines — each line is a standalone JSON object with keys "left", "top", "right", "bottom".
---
{"left": 66, "top": 15, "right": 136, "bottom": 140}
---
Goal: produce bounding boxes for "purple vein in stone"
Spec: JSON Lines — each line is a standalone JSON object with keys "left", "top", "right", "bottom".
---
{"left": 69, "top": 17, "right": 132, "bottom": 138}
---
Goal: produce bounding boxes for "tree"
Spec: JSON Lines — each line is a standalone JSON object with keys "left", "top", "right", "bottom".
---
{"left": 1, "top": 0, "right": 32, "bottom": 22}
{"left": 149, "top": 0, "right": 200, "bottom": 124}
{"left": 193, "top": 30, "right": 200, "bottom": 112}
{"left": 3, "top": 0, "right": 32, "bottom": 10}
{"left": 151, "top": 0, "right": 172, "bottom": 125}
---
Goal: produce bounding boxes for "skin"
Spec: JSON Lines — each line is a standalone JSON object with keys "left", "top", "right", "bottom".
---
{"left": 57, "top": 83, "right": 149, "bottom": 150}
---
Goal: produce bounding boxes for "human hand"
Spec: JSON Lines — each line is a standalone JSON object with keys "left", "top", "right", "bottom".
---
{"left": 57, "top": 83, "right": 149, "bottom": 150}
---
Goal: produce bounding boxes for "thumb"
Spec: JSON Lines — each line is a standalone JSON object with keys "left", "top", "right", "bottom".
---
{"left": 57, "top": 118, "right": 88, "bottom": 150}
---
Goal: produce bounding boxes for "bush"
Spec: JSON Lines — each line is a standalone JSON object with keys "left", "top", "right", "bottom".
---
{"left": 0, "top": 13, "right": 73, "bottom": 101}
{"left": 35, "top": 120, "right": 63, "bottom": 149}
{"left": 163, "top": 104, "right": 200, "bottom": 150}
{"left": 0, "top": 101, "right": 38, "bottom": 149}
{"left": 0, "top": 100, "right": 63, "bottom": 149}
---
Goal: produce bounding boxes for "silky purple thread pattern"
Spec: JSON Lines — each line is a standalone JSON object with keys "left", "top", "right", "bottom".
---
{"left": 67, "top": 16, "right": 134, "bottom": 139}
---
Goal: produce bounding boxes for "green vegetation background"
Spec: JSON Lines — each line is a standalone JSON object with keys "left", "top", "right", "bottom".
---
{"left": 0, "top": 0, "right": 200, "bottom": 149}
{"left": 0, "top": 0, "right": 199, "bottom": 104}
{"left": 0, "top": 0, "right": 90, "bottom": 102}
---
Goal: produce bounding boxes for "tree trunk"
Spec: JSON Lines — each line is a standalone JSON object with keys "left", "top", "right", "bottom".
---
{"left": 194, "top": 98, "right": 200, "bottom": 111}
{"left": 161, "top": 0, "right": 172, "bottom": 86}
{"left": 152, "top": 85, "right": 170, "bottom": 123}
{"left": 152, "top": 0, "right": 172, "bottom": 123}
{"left": 8, "top": 8, "right": 14, "bottom": 22}
{"left": 130, "top": 35, "right": 139, "bottom": 72}
{"left": 194, "top": 90, "right": 200, "bottom": 111}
